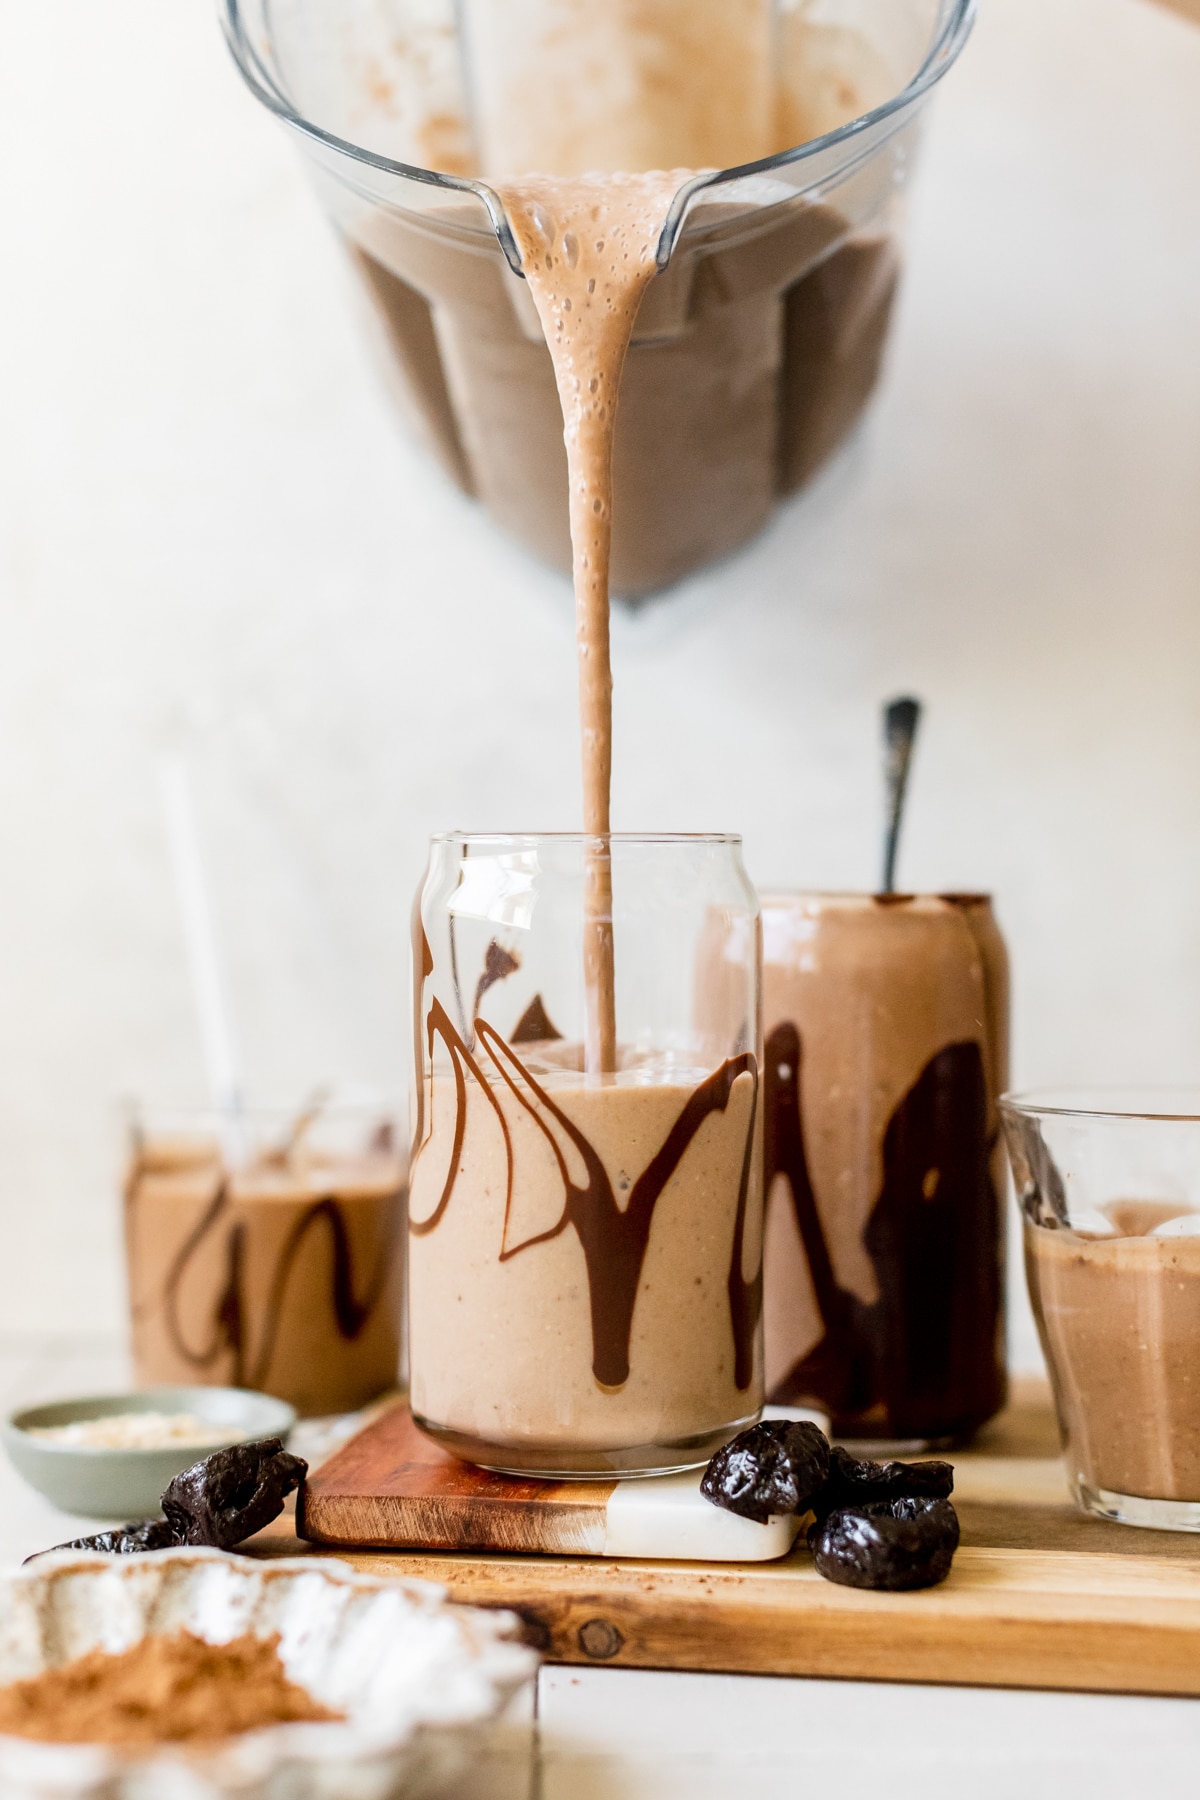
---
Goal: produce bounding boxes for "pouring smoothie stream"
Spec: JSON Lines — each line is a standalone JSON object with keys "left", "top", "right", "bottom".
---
{"left": 407, "top": 112, "right": 766, "bottom": 1475}
{"left": 499, "top": 172, "right": 685, "bottom": 1070}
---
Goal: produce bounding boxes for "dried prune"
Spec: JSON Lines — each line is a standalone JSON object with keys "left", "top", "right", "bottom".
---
{"left": 28, "top": 1439, "right": 308, "bottom": 1563}
{"left": 700, "top": 1421, "right": 831, "bottom": 1524}
{"left": 810, "top": 1496, "right": 960, "bottom": 1591}
{"left": 811, "top": 1446, "right": 954, "bottom": 1520}
{"left": 161, "top": 1437, "right": 307, "bottom": 1548}
{"left": 34, "top": 1518, "right": 180, "bottom": 1560}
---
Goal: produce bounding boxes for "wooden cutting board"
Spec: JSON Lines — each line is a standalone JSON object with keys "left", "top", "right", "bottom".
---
{"left": 297, "top": 1403, "right": 811, "bottom": 1561}
{"left": 247, "top": 1379, "right": 1200, "bottom": 1699}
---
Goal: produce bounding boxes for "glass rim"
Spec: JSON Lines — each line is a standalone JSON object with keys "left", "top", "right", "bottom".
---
{"left": 430, "top": 831, "right": 742, "bottom": 848}
{"left": 218, "top": 0, "right": 977, "bottom": 270}
{"left": 1001, "top": 1089, "right": 1200, "bottom": 1124}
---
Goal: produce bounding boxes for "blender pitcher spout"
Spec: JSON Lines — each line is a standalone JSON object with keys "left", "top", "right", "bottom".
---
{"left": 221, "top": 0, "right": 974, "bottom": 268}
{"left": 219, "top": 0, "right": 976, "bottom": 595}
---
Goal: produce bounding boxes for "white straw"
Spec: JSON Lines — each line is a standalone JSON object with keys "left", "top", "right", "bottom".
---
{"left": 158, "top": 755, "right": 245, "bottom": 1159}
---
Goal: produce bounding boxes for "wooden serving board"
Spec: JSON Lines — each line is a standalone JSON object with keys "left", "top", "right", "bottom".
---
{"left": 297, "top": 1403, "right": 807, "bottom": 1561}
{"left": 248, "top": 1380, "right": 1200, "bottom": 1699}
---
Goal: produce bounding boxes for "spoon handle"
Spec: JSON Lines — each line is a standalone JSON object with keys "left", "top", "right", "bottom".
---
{"left": 882, "top": 696, "right": 921, "bottom": 893}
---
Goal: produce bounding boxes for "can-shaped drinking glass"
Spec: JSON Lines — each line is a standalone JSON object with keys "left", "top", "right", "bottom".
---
{"left": 408, "top": 833, "right": 763, "bottom": 1476}
{"left": 760, "top": 892, "right": 1008, "bottom": 1447}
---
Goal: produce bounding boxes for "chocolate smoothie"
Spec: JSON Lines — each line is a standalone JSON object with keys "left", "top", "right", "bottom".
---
{"left": 339, "top": 0, "right": 905, "bottom": 594}
{"left": 125, "top": 1123, "right": 405, "bottom": 1417}
{"left": 407, "top": 1014, "right": 761, "bottom": 1472}
{"left": 761, "top": 894, "right": 1008, "bottom": 1444}
{"left": 1026, "top": 1206, "right": 1200, "bottom": 1503}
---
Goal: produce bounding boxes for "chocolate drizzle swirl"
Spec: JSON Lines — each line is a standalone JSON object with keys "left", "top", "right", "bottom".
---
{"left": 145, "top": 1176, "right": 401, "bottom": 1390}
{"left": 763, "top": 1024, "right": 873, "bottom": 1416}
{"left": 472, "top": 939, "right": 521, "bottom": 1025}
{"left": 765, "top": 1023, "right": 1003, "bottom": 1438}
{"left": 162, "top": 1181, "right": 240, "bottom": 1372}
{"left": 412, "top": 1002, "right": 760, "bottom": 1391}
{"left": 512, "top": 994, "right": 563, "bottom": 1044}
{"left": 412, "top": 911, "right": 435, "bottom": 1152}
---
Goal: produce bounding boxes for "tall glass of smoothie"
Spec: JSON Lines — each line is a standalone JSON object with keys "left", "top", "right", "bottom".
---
{"left": 408, "top": 833, "right": 763, "bottom": 1476}
{"left": 1003, "top": 1092, "right": 1200, "bottom": 1532}
{"left": 760, "top": 892, "right": 1008, "bottom": 1447}
{"left": 124, "top": 1103, "right": 406, "bottom": 1417}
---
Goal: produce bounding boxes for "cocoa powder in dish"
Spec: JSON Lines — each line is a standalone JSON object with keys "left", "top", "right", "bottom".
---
{"left": 0, "top": 1631, "right": 340, "bottom": 1746}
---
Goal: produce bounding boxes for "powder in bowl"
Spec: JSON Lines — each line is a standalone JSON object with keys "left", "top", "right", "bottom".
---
{"left": 0, "top": 1630, "right": 341, "bottom": 1746}
{"left": 26, "top": 1413, "right": 225, "bottom": 1451}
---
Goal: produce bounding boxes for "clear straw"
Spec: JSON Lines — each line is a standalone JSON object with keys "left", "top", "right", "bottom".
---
{"left": 158, "top": 756, "right": 245, "bottom": 1162}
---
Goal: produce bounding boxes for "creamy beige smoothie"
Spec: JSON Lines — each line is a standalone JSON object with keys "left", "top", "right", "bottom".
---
{"left": 1027, "top": 1205, "right": 1200, "bottom": 1502}
{"left": 125, "top": 1129, "right": 405, "bottom": 1417}
{"left": 408, "top": 1015, "right": 761, "bottom": 1471}
{"left": 761, "top": 893, "right": 1008, "bottom": 1442}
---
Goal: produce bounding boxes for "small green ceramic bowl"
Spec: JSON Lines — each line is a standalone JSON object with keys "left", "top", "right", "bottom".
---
{"left": 2, "top": 1387, "right": 297, "bottom": 1520}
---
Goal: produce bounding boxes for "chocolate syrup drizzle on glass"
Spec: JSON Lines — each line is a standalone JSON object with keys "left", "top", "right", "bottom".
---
{"left": 764, "top": 1021, "right": 1003, "bottom": 1439}
{"left": 412, "top": 993, "right": 761, "bottom": 1392}
{"left": 136, "top": 1173, "right": 401, "bottom": 1390}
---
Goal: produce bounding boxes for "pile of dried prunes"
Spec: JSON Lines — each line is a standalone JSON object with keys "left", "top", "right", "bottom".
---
{"left": 30, "top": 1438, "right": 307, "bottom": 1561}
{"left": 700, "top": 1420, "right": 959, "bottom": 1591}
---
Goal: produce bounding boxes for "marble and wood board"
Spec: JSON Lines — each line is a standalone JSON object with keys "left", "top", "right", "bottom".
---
{"left": 297, "top": 1402, "right": 802, "bottom": 1562}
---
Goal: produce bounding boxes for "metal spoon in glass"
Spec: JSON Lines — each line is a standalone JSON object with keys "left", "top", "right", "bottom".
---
{"left": 881, "top": 696, "right": 921, "bottom": 894}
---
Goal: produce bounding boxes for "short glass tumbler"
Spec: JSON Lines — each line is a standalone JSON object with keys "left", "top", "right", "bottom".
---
{"left": 125, "top": 1102, "right": 406, "bottom": 1417}
{"left": 408, "top": 833, "right": 764, "bottom": 1476}
{"left": 1002, "top": 1091, "right": 1200, "bottom": 1531}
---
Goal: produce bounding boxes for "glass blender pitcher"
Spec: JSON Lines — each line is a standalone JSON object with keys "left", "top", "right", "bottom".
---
{"left": 220, "top": 0, "right": 975, "bottom": 596}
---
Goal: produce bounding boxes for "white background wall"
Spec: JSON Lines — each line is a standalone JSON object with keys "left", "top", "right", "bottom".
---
{"left": 1, "top": 0, "right": 1198, "bottom": 1369}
